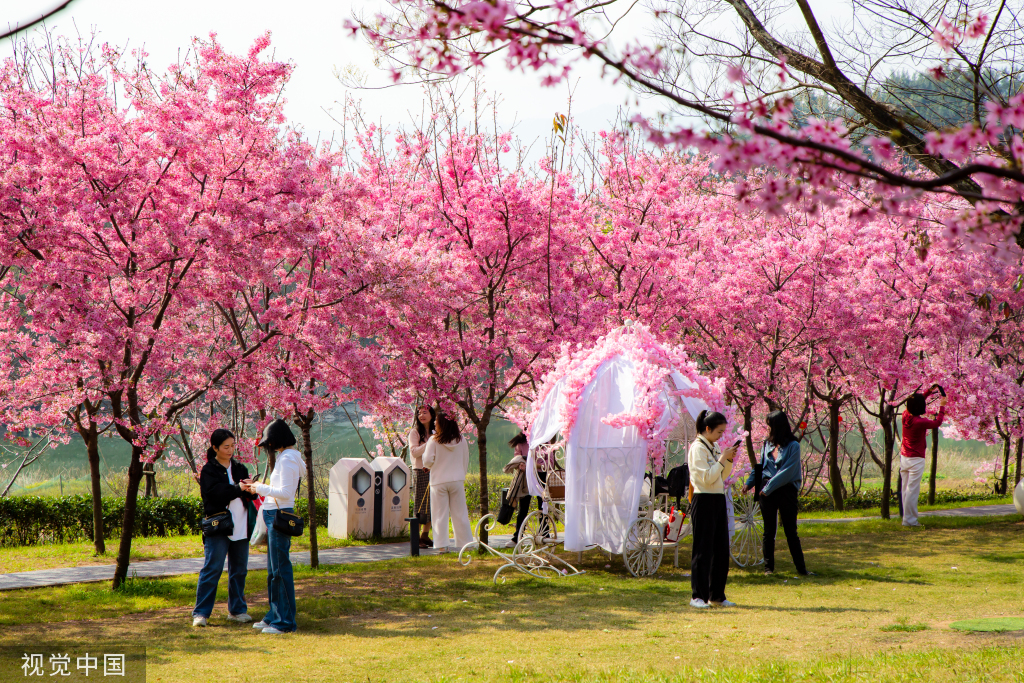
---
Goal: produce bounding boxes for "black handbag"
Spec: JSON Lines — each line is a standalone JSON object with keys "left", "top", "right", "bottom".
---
{"left": 271, "top": 474, "right": 305, "bottom": 537}
{"left": 496, "top": 488, "right": 516, "bottom": 525}
{"left": 272, "top": 509, "right": 305, "bottom": 537}
{"left": 201, "top": 511, "right": 234, "bottom": 538}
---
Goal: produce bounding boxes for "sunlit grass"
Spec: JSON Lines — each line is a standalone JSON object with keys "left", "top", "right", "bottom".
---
{"left": 0, "top": 515, "right": 1022, "bottom": 681}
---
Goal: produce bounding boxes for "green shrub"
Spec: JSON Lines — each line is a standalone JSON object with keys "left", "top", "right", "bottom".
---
{"left": 796, "top": 488, "right": 1005, "bottom": 513}
{"left": 0, "top": 494, "right": 330, "bottom": 547}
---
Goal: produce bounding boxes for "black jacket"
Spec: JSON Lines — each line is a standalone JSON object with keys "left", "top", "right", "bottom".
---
{"left": 200, "top": 458, "right": 257, "bottom": 517}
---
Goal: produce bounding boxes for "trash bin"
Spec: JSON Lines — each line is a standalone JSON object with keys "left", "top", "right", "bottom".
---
{"left": 328, "top": 458, "right": 376, "bottom": 539}
{"left": 370, "top": 457, "right": 411, "bottom": 538}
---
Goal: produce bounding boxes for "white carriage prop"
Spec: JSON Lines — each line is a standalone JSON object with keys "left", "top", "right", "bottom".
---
{"left": 459, "top": 323, "right": 765, "bottom": 582}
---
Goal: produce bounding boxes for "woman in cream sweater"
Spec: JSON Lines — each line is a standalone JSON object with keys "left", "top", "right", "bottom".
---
{"left": 423, "top": 411, "right": 472, "bottom": 552}
{"left": 687, "top": 409, "right": 737, "bottom": 609}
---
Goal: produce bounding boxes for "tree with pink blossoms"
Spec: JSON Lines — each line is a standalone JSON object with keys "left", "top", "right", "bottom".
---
{"left": 352, "top": 0, "right": 1024, "bottom": 253}
{"left": 0, "top": 34, "right": 326, "bottom": 588}
{"left": 352, "top": 88, "right": 593, "bottom": 539}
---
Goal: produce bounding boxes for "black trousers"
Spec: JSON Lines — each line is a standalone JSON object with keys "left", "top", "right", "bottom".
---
{"left": 760, "top": 485, "right": 807, "bottom": 573}
{"left": 512, "top": 471, "right": 547, "bottom": 541}
{"left": 690, "top": 493, "right": 730, "bottom": 603}
{"left": 512, "top": 495, "right": 544, "bottom": 540}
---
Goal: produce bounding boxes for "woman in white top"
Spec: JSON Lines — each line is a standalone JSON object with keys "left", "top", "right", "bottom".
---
{"left": 408, "top": 405, "right": 436, "bottom": 548}
{"left": 243, "top": 419, "right": 304, "bottom": 634}
{"left": 687, "top": 410, "right": 737, "bottom": 609}
{"left": 423, "top": 411, "right": 472, "bottom": 552}
{"left": 192, "top": 429, "right": 257, "bottom": 627}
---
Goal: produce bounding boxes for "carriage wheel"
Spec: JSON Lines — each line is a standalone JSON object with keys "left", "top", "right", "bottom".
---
{"left": 623, "top": 518, "right": 664, "bottom": 577}
{"left": 515, "top": 511, "right": 553, "bottom": 554}
{"left": 730, "top": 488, "right": 765, "bottom": 567}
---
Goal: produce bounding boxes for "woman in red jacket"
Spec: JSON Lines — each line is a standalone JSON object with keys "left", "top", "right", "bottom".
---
{"left": 900, "top": 388, "right": 947, "bottom": 527}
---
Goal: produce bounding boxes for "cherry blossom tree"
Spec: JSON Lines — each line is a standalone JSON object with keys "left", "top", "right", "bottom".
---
{"left": 0, "top": 33, "right": 325, "bottom": 588}
{"left": 351, "top": 87, "right": 594, "bottom": 537}
{"left": 351, "top": 0, "right": 1024, "bottom": 253}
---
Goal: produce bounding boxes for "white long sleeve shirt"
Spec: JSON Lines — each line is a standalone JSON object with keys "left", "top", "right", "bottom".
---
{"left": 251, "top": 448, "right": 304, "bottom": 510}
{"left": 688, "top": 436, "right": 733, "bottom": 494}
{"left": 423, "top": 436, "right": 469, "bottom": 485}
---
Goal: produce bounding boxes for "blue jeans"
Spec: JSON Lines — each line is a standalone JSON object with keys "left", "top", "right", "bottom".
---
{"left": 263, "top": 508, "right": 297, "bottom": 632}
{"left": 193, "top": 535, "right": 249, "bottom": 618}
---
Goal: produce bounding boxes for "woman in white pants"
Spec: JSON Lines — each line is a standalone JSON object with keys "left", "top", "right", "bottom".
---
{"left": 423, "top": 411, "right": 472, "bottom": 552}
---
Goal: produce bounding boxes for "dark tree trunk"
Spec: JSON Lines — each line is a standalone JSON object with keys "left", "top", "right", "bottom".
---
{"left": 927, "top": 428, "right": 939, "bottom": 505}
{"left": 297, "top": 413, "right": 318, "bottom": 569}
{"left": 999, "top": 435, "right": 1011, "bottom": 495}
{"left": 112, "top": 447, "right": 145, "bottom": 589}
{"left": 475, "top": 417, "right": 490, "bottom": 550}
{"left": 143, "top": 461, "right": 158, "bottom": 498}
{"left": 85, "top": 426, "right": 105, "bottom": 554}
{"left": 827, "top": 401, "right": 844, "bottom": 511}
{"left": 742, "top": 405, "right": 757, "bottom": 468}
{"left": 879, "top": 406, "right": 895, "bottom": 520}
{"left": 1015, "top": 437, "right": 1023, "bottom": 488}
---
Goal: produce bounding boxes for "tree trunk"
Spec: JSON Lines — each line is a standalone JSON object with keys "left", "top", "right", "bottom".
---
{"left": 298, "top": 416, "right": 318, "bottom": 569}
{"left": 476, "top": 417, "right": 490, "bottom": 550}
{"left": 879, "top": 407, "right": 895, "bottom": 520}
{"left": 927, "top": 428, "right": 939, "bottom": 505}
{"left": 999, "top": 435, "right": 1011, "bottom": 495}
{"left": 112, "top": 448, "right": 145, "bottom": 589}
{"left": 742, "top": 405, "right": 757, "bottom": 468}
{"left": 827, "top": 402, "right": 844, "bottom": 511}
{"left": 1015, "top": 437, "right": 1023, "bottom": 488}
{"left": 85, "top": 426, "right": 105, "bottom": 555}
{"left": 143, "top": 461, "right": 158, "bottom": 498}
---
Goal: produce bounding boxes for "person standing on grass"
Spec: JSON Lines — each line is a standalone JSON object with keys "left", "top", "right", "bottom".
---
{"left": 900, "top": 389, "right": 947, "bottom": 527}
{"left": 243, "top": 419, "right": 304, "bottom": 634}
{"left": 688, "top": 409, "right": 737, "bottom": 609}
{"left": 408, "top": 404, "right": 436, "bottom": 549}
{"left": 423, "top": 411, "right": 472, "bottom": 553}
{"left": 503, "top": 431, "right": 545, "bottom": 549}
{"left": 192, "top": 429, "right": 257, "bottom": 627}
{"left": 743, "top": 410, "right": 810, "bottom": 577}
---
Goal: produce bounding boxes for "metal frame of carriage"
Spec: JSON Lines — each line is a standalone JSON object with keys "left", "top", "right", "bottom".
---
{"left": 459, "top": 423, "right": 767, "bottom": 582}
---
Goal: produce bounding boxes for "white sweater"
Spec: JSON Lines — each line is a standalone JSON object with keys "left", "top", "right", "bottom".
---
{"left": 423, "top": 436, "right": 469, "bottom": 485}
{"left": 688, "top": 436, "right": 733, "bottom": 494}
{"left": 251, "top": 448, "right": 304, "bottom": 510}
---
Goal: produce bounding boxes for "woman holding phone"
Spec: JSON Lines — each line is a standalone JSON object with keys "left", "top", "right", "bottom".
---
{"left": 687, "top": 410, "right": 737, "bottom": 609}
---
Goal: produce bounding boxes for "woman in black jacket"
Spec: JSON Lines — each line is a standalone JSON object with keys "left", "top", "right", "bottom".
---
{"left": 192, "top": 429, "right": 257, "bottom": 627}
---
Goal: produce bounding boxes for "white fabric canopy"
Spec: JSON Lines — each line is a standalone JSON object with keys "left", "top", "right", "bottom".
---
{"left": 527, "top": 356, "right": 659, "bottom": 553}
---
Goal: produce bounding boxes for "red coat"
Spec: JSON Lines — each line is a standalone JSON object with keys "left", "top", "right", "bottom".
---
{"left": 900, "top": 405, "right": 945, "bottom": 459}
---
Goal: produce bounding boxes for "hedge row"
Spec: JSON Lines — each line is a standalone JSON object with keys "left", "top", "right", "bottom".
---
{"left": 0, "top": 495, "right": 328, "bottom": 547}
{"left": 796, "top": 488, "right": 1006, "bottom": 513}
{"left": 0, "top": 484, "right": 1003, "bottom": 547}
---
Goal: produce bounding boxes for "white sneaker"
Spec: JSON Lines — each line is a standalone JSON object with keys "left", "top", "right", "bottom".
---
{"left": 503, "top": 539, "right": 517, "bottom": 549}
{"left": 192, "top": 616, "right": 208, "bottom": 627}
{"left": 262, "top": 626, "right": 288, "bottom": 635}
{"left": 689, "top": 598, "right": 710, "bottom": 609}
{"left": 227, "top": 613, "right": 253, "bottom": 623}
{"left": 711, "top": 600, "right": 736, "bottom": 607}
{"left": 252, "top": 620, "right": 268, "bottom": 629}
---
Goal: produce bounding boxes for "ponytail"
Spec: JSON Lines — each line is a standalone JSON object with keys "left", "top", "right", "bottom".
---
{"left": 696, "top": 409, "right": 727, "bottom": 434}
{"left": 206, "top": 446, "right": 217, "bottom": 460}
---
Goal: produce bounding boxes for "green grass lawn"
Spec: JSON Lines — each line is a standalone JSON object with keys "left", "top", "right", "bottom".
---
{"left": 0, "top": 514, "right": 1022, "bottom": 681}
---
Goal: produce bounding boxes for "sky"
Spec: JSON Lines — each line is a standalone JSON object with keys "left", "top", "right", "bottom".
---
{"left": 0, "top": 0, "right": 655, "bottom": 152}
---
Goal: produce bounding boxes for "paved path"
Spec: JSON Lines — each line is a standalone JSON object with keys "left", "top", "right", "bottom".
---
{"left": 0, "top": 535, "right": 515, "bottom": 592}
{"left": 799, "top": 503, "right": 1018, "bottom": 525}
{"left": 1, "top": 504, "right": 1016, "bottom": 591}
